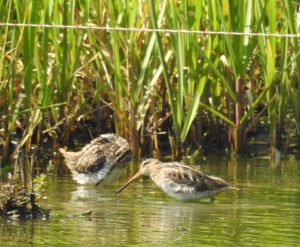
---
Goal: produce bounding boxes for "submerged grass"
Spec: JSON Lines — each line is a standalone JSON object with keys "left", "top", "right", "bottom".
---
{"left": 0, "top": 0, "right": 300, "bottom": 162}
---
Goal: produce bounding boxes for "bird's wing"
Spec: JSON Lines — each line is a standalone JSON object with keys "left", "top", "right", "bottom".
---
{"left": 74, "top": 146, "right": 108, "bottom": 173}
{"left": 160, "top": 164, "right": 227, "bottom": 192}
{"left": 161, "top": 165, "right": 208, "bottom": 187}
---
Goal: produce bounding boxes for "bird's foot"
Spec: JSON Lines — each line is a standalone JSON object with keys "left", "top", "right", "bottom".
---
{"left": 209, "top": 196, "right": 215, "bottom": 202}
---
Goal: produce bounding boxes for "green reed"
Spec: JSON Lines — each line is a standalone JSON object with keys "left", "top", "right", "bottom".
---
{"left": 284, "top": 1, "right": 300, "bottom": 143}
{"left": 0, "top": 0, "right": 300, "bottom": 162}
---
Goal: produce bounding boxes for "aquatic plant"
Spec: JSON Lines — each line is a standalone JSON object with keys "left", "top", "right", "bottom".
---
{"left": 0, "top": 0, "right": 299, "bottom": 162}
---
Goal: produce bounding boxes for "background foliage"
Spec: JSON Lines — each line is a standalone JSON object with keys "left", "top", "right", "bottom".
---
{"left": 0, "top": 0, "right": 299, "bottom": 161}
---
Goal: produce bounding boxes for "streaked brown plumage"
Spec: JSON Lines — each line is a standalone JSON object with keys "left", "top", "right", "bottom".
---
{"left": 117, "top": 158, "right": 231, "bottom": 200}
{"left": 59, "top": 133, "right": 131, "bottom": 186}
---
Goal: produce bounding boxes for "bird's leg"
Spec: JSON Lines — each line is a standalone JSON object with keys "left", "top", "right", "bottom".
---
{"left": 209, "top": 196, "right": 215, "bottom": 202}
{"left": 95, "top": 180, "right": 103, "bottom": 187}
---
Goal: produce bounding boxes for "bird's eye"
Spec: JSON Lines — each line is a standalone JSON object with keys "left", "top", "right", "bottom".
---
{"left": 99, "top": 137, "right": 110, "bottom": 144}
{"left": 142, "top": 159, "right": 152, "bottom": 167}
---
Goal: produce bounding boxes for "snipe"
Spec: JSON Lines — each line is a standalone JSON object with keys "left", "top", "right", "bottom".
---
{"left": 60, "top": 133, "right": 131, "bottom": 186}
{"left": 117, "top": 158, "right": 231, "bottom": 200}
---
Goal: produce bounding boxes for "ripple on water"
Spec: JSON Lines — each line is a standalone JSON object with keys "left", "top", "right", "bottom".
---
{"left": 1, "top": 158, "right": 300, "bottom": 246}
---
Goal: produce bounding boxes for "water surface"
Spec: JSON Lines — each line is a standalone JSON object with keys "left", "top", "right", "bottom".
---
{"left": 1, "top": 156, "right": 300, "bottom": 246}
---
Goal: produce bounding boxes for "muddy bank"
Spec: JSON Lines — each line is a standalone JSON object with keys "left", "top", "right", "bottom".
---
{"left": 0, "top": 182, "right": 49, "bottom": 220}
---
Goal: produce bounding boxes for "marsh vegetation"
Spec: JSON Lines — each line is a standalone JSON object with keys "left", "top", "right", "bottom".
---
{"left": 1, "top": 3, "right": 300, "bottom": 246}
{"left": 0, "top": 0, "right": 300, "bottom": 164}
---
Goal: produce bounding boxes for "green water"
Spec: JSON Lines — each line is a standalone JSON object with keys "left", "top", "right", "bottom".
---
{"left": 1, "top": 156, "right": 300, "bottom": 246}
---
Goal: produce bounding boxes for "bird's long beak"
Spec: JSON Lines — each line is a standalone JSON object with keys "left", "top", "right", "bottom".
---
{"left": 116, "top": 171, "right": 142, "bottom": 194}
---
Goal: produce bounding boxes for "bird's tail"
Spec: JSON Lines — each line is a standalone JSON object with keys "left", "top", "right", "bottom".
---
{"left": 59, "top": 148, "right": 77, "bottom": 169}
{"left": 59, "top": 148, "right": 76, "bottom": 161}
{"left": 228, "top": 186, "right": 239, "bottom": 191}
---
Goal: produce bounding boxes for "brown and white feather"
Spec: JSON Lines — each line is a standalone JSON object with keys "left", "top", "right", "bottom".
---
{"left": 60, "top": 133, "right": 131, "bottom": 185}
{"left": 118, "top": 158, "right": 230, "bottom": 200}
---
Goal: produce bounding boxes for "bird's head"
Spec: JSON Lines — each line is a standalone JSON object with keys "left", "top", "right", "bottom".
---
{"left": 140, "top": 158, "right": 160, "bottom": 176}
{"left": 116, "top": 158, "right": 161, "bottom": 194}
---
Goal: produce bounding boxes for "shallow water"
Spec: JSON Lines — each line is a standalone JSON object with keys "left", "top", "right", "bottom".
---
{"left": 1, "top": 156, "right": 300, "bottom": 246}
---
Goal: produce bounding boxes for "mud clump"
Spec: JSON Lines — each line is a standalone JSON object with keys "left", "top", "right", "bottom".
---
{"left": 0, "top": 182, "right": 49, "bottom": 220}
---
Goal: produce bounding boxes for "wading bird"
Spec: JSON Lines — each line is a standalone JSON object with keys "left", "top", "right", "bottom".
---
{"left": 60, "top": 133, "right": 131, "bottom": 186}
{"left": 116, "top": 158, "right": 231, "bottom": 201}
